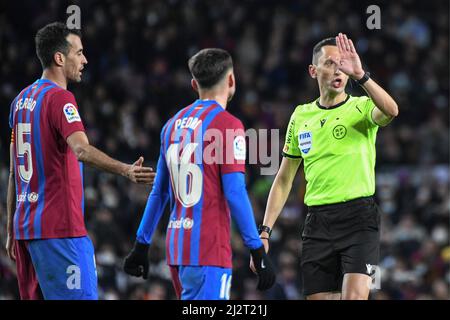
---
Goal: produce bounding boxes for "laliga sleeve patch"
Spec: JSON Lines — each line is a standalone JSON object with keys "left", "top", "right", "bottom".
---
{"left": 63, "top": 103, "right": 81, "bottom": 123}
{"left": 233, "top": 136, "right": 246, "bottom": 161}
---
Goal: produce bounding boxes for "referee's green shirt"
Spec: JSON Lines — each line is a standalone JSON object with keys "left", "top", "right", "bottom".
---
{"left": 282, "top": 95, "right": 379, "bottom": 206}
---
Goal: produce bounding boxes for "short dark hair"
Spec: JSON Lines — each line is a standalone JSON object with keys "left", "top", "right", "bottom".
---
{"left": 35, "top": 22, "right": 82, "bottom": 69}
{"left": 188, "top": 48, "right": 233, "bottom": 89}
{"left": 312, "top": 37, "right": 336, "bottom": 65}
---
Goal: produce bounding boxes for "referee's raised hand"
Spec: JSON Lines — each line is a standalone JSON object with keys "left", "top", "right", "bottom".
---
{"left": 330, "top": 33, "right": 365, "bottom": 80}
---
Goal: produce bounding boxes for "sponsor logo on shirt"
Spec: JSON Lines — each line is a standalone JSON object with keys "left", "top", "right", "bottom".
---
{"left": 63, "top": 103, "right": 81, "bottom": 123}
{"left": 168, "top": 217, "right": 194, "bottom": 230}
{"left": 17, "top": 192, "right": 39, "bottom": 203}
{"left": 27, "top": 192, "right": 39, "bottom": 203}
{"left": 183, "top": 218, "right": 194, "bottom": 230}
{"left": 298, "top": 131, "right": 312, "bottom": 154}
{"left": 286, "top": 119, "right": 294, "bottom": 144}
{"left": 233, "top": 136, "right": 246, "bottom": 161}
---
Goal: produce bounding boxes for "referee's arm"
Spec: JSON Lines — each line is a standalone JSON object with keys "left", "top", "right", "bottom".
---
{"left": 361, "top": 78, "right": 399, "bottom": 126}
{"left": 334, "top": 33, "right": 398, "bottom": 126}
{"left": 335, "top": 33, "right": 399, "bottom": 126}
{"left": 261, "top": 157, "right": 302, "bottom": 249}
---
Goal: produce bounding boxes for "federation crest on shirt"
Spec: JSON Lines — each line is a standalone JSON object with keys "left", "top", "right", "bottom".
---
{"left": 298, "top": 131, "right": 312, "bottom": 154}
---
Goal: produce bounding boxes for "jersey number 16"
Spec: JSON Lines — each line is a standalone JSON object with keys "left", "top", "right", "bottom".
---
{"left": 166, "top": 143, "right": 203, "bottom": 208}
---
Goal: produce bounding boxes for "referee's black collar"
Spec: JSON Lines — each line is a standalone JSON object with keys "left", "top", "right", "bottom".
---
{"left": 316, "top": 95, "right": 350, "bottom": 110}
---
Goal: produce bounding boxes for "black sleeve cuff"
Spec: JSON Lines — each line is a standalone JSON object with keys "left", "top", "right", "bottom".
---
{"left": 281, "top": 152, "right": 302, "bottom": 159}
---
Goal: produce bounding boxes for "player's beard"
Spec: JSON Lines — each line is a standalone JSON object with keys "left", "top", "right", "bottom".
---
{"left": 66, "top": 60, "right": 83, "bottom": 83}
{"left": 68, "top": 70, "right": 82, "bottom": 83}
{"left": 66, "top": 69, "right": 81, "bottom": 83}
{"left": 69, "top": 76, "right": 80, "bottom": 83}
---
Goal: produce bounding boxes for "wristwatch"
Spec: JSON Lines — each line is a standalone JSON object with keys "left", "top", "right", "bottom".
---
{"left": 356, "top": 71, "right": 370, "bottom": 85}
{"left": 258, "top": 225, "right": 272, "bottom": 237}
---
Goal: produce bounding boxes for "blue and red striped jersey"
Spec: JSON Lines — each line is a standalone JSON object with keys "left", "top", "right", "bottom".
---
{"left": 157, "top": 99, "right": 246, "bottom": 268}
{"left": 9, "top": 79, "right": 87, "bottom": 240}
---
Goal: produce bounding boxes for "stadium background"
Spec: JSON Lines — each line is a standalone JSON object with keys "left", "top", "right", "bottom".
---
{"left": 0, "top": 0, "right": 448, "bottom": 300}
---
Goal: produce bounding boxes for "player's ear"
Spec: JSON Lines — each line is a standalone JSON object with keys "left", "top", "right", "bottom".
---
{"left": 53, "top": 52, "right": 65, "bottom": 67}
{"left": 191, "top": 79, "right": 199, "bottom": 93}
{"left": 309, "top": 64, "right": 317, "bottom": 79}
{"left": 228, "top": 72, "right": 235, "bottom": 89}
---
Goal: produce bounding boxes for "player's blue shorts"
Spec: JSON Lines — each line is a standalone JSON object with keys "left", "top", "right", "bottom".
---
{"left": 170, "top": 265, "right": 232, "bottom": 300}
{"left": 17, "top": 236, "right": 98, "bottom": 300}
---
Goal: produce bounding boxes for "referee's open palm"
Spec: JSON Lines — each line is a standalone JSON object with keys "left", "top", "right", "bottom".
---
{"left": 332, "top": 33, "right": 364, "bottom": 80}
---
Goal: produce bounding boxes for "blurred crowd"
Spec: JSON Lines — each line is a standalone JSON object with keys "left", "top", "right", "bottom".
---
{"left": 0, "top": 0, "right": 449, "bottom": 300}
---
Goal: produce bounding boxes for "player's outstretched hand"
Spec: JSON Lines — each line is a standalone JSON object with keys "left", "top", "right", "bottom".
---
{"left": 250, "top": 245, "right": 276, "bottom": 291}
{"left": 123, "top": 241, "right": 150, "bottom": 279}
{"left": 126, "top": 156, "right": 156, "bottom": 185}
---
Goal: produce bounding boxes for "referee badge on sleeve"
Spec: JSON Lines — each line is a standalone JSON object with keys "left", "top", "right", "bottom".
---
{"left": 298, "top": 131, "right": 312, "bottom": 154}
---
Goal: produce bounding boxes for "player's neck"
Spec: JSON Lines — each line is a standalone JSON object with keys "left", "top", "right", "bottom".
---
{"left": 318, "top": 91, "right": 347, "bottom": 108}
{"left": 41, "top": 69, "right": 67, "bottom": 89}
{"left": 198, "top": 92, "right": 228, "bottom": 110}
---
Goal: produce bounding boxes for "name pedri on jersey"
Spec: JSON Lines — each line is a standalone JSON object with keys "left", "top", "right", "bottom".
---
{"left": 160, "top": 100, "right": 246, "bottom": 268}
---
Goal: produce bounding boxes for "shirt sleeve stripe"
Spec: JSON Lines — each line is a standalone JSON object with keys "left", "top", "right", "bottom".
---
{"left": 282, "top": 152, "right": 302, "bottom": 159}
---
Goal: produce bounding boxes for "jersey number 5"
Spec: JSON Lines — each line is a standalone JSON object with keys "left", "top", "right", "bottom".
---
{"left": 166, "top": 143, "right": 202, "bottom": 207}
{"left": 16, "top": 123, "right": 33, "bottom": 183}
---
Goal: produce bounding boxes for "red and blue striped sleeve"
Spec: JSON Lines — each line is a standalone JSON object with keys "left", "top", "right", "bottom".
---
{"left": 48, "top": 90, "right": 85, "bottom": 140}
{"left": 217, "top": 113, "right": 246, "bottom": 175}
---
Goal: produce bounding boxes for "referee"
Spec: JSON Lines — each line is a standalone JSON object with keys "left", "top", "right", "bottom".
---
{"left": 253, "top": 33, "right": 398, "bottom": 300}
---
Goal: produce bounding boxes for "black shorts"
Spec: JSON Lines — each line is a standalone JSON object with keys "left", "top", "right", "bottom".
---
{"left": 300, "top": 196, "right": 380, "bottom": 296}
